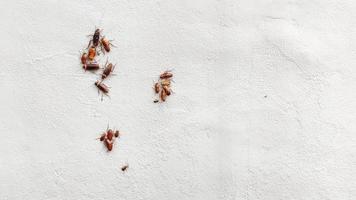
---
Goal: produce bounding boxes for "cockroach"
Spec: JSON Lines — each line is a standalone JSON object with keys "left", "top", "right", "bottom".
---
{"left": 95, "top": 81, "right": 110, "bottom": 94}
{"left": 160, "top": 71, "right": 173, "bottom": 79}
{"left": 102, "top": 61, "right": 116, "bottom": 80}
{"left": 161, "top": 79, "right": 171, "bottom": 86}
{"left": 107, "top": 129, "right": 114, "bottom": 141}
{"left": 114, "top": 130, "right": 120, "bottom": 138}
{"left": 163, "top": 85, "right": 171, "bottom": 96}
{"left": 101, "top": 37, "right": 114, "bottom": 53}
{"left": 88, "top": 46, "right": 96, "bottom": 60}
{"left": 153, "top": 99, "right": 159, "bottom": 103}
{"left": 88, "top": 29, "right": 101, "bottom": 48}
{"left": 81, "top": 52, "right": 87, "bottom": 65}
{"left": 99, "top": 133, "right": 106, "bottom": 141}
{"left": 92, "top": 29, "right": 101, "bottom": 47}
{"left": 104, "top": 139, "right": 113, "bottom": 151}
{"left": 160, "top": 89, "right": 167, "bottom": 102}
{"left": 83, "top": 62, "right": 100, "bottom": 71}
{"left": 121, "top": 164, "right": 129, "bottom": 171}
{"left": 154, "top": 82, "right": 160, "bottom": 93}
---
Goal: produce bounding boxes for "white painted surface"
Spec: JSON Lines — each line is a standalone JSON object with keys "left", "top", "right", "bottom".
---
{"left": 0, "top": 0, "right": 356, "bottom": 199}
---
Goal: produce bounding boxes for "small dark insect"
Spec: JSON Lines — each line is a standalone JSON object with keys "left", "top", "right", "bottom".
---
{"left": 107, "top": 129, "right": 114, "bottom": 141}
{"left": 83, "top": 62, "right": 100, "bottom": 71}
{"left": 95, "top": 81, "right": 110, "bottom": 94}
{"left": 153, "top": 99, "right": 159, "bottom": 103}
{"left": 160, "top": 89, "right": 167, "bottom": 102}
{"left": 121, "top": 164, "right": 129, "bottom": 171}
{"left": 88, "top": 29, "right": 101, "bottom": 48}
{"left": 88, "top": 46, "right": 96, "bottom": 60}
{"left": 160, "top": 71, "right": 173, "bottom": 79}
{"left": 99, "top": 133, "right": 106, "bottom": 141}
{"left": 102, "top": 61, "right": 116, "bottom": 80}
{"left": 81, "top": 52, "right": 87, "bottom": 65}
{"left": 154, "top": 82, "right": 160, "bottom": 94}
{"left": 114, "top": 130, "right": 120, "bottom": 138}
{"left": 101, "top": 37, "right": 115, "bottom": 53}
{"left": 104, "top": 139, "right": 113, "bottom": 151}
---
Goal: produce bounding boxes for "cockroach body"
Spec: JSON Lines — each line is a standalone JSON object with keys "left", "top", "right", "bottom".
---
{"left": 93, "top": 29, "right": 101, "bottom": 47}
{"left": 88, "top": 47, "right": 96, "bottom": 60}
{"left": 160, "top": 71, "right": 173, "bottom": 79}
{"left": 101, "top": 37, "right": 112, "bottom": 52}
{"left": 154, "top": 82, "right": 160, "bottom": 93}
{"left": 121, "top": 164, "right": 129, "bottom": 171}
{"left": 99, "top": 134, "right": 106, "bottom": 141}
{"left": 163, "top": 85, "right": 171, "bottom": 96}
{"left": 161, "top": 79, "right": 171, "bottom": 87}
{"left": 102, "top": 62, "right": 115, "bottom": 80}
{"left": 95, "top": 81, "right": 109, "bottom": 94}
{"left": 83, "top": 62, "right": 100, "bottom": 71}
{"left": 88, "top": 29, "right": 101, "bottom": 48}
{"left": 107, "top": 129, "right": 114, "bottom": 141}
{"left": 160, "top": 89, "right": 167, "bottom": 102}
{"left": 114, "top": 130, "right": 119, "bottom": 138}
{"left": 104, "top": 139, "right": 113, "bottom": 151}
{"left": 81, "top": 52, "right": 87, "bottom": 65}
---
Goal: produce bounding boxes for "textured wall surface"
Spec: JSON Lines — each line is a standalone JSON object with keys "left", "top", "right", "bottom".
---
{"left": 1, "top": 0, "right": 356, "bottom": 199}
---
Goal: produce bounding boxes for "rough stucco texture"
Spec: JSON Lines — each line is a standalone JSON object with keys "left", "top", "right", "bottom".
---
{"left": 0, "top": 0, "right": 356, "bottom": 199}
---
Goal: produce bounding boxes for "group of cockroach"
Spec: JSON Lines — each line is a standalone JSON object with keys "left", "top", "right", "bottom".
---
{"left": 80, "top": 28, "right": 116, "bottom": 99}
{"left": 98, "top": 126, "right": 120, "bottom": 151}
{"left": 80, "top": 29, "right": 123, "bottom": 153}
{"left": 153, "top": 70, "right": 174, "bottom": 103}
{"left": 79, "top": 28, "right": 175, "bottom": 173}
{"left": 98, "top": 126, "right": 128, "bottom": 171}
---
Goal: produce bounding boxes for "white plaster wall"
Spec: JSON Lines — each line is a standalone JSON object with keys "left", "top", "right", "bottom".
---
{"left": 0, "top": 0, "right": 356, "bottom": 199}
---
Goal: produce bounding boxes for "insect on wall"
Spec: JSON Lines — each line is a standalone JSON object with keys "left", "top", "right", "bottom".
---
{"left": 79, "top": 28, "right": 123, "bottom": 156}
{"left": 79, "top": 28, "right": 117, "bottom": 100}
{"left": 97, "top": 126, "right": 121, "bottom": 152}
{"left": 153, "top": 70, "right": 174, "bottom": 103}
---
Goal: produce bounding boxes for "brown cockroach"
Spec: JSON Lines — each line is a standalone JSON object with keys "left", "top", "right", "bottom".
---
{"left": 88, "top": 29, "right": 101, "bottom": 48}
{"left": 107, "top": 129, "right": 114, "bottom": 141}
{"left": 163, "top": 85, "right": 171, "bottom": 96}
{"left": 121, "top": 164, "right": 129, "bottom": 171}
{"left": 83, "top": 62, "right": 100, "bottom": 71}
{"left": 99, "top": 133, "right": 106, "bottom": 141}
{"left": 160, "top": 71, "right": 173, "bottom": 79}
{"left": 104, "top": 139, "right": 113, "bottom": 151}
{"left": 88, "top": 46, "right": 96, "bottom": 60}
{"left": 100, "top": 37, "right": 115, "bottom": 53}
{"left": 154, "top": 82, "right": 160, "bottom": 93}
{"left": 95, "top": 81, "right": 110, "bottom": 94}
{"left": 101, "top": 61, "right": 116, "bottom": 80}
{"left": 160, "top": 89, "right": 167, "bottom": 102}
{"left": 161, "top": 79, "right": 171, "bottom": 87}
{"left": 114, "top": 130, "right": 120, "bottom": 138}
{"left": 81, "top": 52, "right": 87, "bottom": 65}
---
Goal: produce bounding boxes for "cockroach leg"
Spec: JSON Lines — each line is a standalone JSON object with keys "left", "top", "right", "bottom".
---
{"left": 109, "top": 40, "right": 117, "bottom": 48}
{"left": 87, "top": 39, "right": 93, "bottom": 49}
